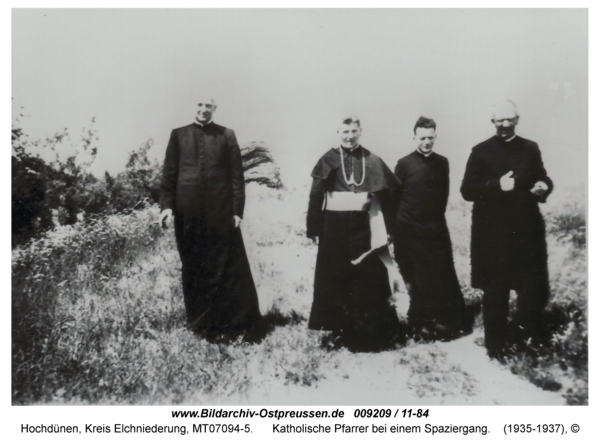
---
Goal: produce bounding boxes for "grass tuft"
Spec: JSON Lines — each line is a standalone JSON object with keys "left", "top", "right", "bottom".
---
{"left": 12, "top": 185, "right": 587, "bottom": 404}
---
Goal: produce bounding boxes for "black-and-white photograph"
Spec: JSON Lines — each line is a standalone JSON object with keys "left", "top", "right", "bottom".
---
{"left": 11, "top": 8, "right": 587, "bottom": 406}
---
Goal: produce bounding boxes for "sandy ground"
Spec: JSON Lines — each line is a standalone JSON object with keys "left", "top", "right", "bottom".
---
{"left": 189, "top": 183, "right": 572, "bottom": 406}
{"left": 232, "top": 338, "right": 564, "bottom": 406}
{"left": 230, "top": 235, "right": 565, "bottom": 406}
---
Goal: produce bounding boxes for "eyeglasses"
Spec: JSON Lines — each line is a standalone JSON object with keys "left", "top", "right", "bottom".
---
{"left": 493, "top": 117, "right": 518, "bottom": 124}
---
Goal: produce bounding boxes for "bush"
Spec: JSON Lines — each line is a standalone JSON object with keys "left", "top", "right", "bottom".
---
{"left": 12, "top": 126, "right": 283, "bottom": 248}
{"left": 241, "top": 141, "right": 283, "bottom": 189}
{"left": 106, "top": 139, "right": 163, "bottom": 213}
{"left": 12, "top": 205, "right": 165, "bottom": 402}
{"left": 549, "top": 211, "right": 586, "bottom": 249}
{"left": 11, "top": 130, "right": 55, "bottom": 246}
{"left": 503, "top": 208, "right": 588, "bottom": 404}
{"left": 12, "top": 119, "right": 100, "bottom": 245}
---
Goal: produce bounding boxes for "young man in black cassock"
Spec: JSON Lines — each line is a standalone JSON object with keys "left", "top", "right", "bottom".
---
{"left": 159, "top": 97, "right": 261, "bottom": 341}
{"left": 461, "top": 101, "right": 553, "bottom": 360}
{"left": 307, "top": 116, "right": 404, "bottom": 352}
{"left": 393, "top": 117, "right": 470, "bottom": 341}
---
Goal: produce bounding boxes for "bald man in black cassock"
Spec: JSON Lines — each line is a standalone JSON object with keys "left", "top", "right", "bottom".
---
{"left": 461, "top": 101, "right": 552, "bottom": 360}
{"left": 159, "top": 98, "right": 261, "bottom": 340}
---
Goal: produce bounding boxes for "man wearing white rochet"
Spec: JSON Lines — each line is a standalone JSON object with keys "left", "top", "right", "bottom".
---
{"left": 306, "top": 115, "right": 404, "bottom": 352}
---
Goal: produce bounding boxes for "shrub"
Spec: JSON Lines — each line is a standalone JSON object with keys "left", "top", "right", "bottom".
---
{"left": 503, "top": 208, "right": 588, "bottom": 404}
{"left": 549, "top": 211, "right": 586, "bottom": 249}
{"left": 12, "top": 205, "right": 165, "bottom": 402}
{"left": 11, "top": 130, "right": 55, "bottom": 246}
{"left": 241, "top": 141, "right": 283, "bottom": 189}
{"left": 12, "top": 119, "right": 100, "bottom": 245}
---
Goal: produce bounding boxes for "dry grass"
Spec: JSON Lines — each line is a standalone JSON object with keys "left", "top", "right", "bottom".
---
{"left": 11, "top": 184, "right": 587, "bottom": 405}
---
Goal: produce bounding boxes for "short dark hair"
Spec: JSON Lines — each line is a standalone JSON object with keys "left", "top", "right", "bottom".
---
{"left": 414, "top": 116, "right": 436, "bottom": 134}
{"left": 341, "top": 115, "right": 361, "bottom": 127}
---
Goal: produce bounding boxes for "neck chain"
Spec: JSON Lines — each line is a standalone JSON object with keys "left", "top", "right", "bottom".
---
{"left": 340, "top": 146, "right": 366, "bottom": 187}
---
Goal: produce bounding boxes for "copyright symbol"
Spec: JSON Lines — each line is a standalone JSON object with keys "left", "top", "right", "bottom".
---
{"left": 571, "top": 424, "right": 580, "bottom": 433}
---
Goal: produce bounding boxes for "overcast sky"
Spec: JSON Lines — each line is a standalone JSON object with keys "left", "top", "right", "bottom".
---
{"left": 12, "top": 8, "right": 587, "bottom": 196}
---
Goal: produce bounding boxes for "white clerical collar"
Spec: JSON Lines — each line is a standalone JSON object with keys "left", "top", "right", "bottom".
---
{"left": 195, "top": 119, "right": 212, "bottom": 127}
{"left": 416, "top": 148, "right": 432, "bottom": 157}
{"left": 339, "top": 144, "right": 360, "bottom": 151}
{"left": 504, "top": 135, "right": 516, "bottom": 142}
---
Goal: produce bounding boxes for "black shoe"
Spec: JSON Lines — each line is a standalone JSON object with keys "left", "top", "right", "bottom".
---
{"left": 432, "top": 323, "right": 467, "bottom": 342}
{"left": 412, "top": 325, "right": 434, "bottom": 343}
{"left": 487, "top": 347, "right": 508, "bottom": 364}
{"left": 320, "top": 331, "right": 344, "bottom": 351}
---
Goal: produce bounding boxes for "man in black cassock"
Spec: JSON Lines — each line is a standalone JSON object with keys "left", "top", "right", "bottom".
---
{"left": 393, "top": 117, "right": 469, "bottom": 341}
{"left": 461, "top": 100, "right": 553, "bottom": 360}
{"left": 159, "top": 97, "right": 261, "bottom": 339}
{"left": 307, "top": 116, "right": 404, "bottom": 352}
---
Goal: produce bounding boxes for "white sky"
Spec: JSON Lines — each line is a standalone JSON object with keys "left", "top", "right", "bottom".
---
{"left": 12, "top": 8, "right": 587, "bottom": 196}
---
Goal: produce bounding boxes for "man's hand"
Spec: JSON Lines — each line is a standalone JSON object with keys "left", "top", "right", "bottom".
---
{"left": 530, "top": 181, "right": 549, "bottom": 197}
{"left": 388, "top": 241, "right": 395, "bottom": 260}
{"left": 500, "top": 170, "right": 515, "bottom": 191}
{"left": 310, "top": 236, "right": 319, "bottom": 245}
{"left": 159, "top": 209, "right": 172, "bottom": 229}
{"left": 233, "top": 215, "right": 242, "bottom": 228}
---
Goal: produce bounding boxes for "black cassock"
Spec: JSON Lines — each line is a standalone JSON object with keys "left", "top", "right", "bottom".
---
{"left": 461, "top": 135, "right": 553, "bottom": 351}
{"left": 460, "top": 136, "right": 552, "bottom": 291}
{"left": 160, "top": 122, "right": 261, "bottom": 337}
{"left": 307, "top": 146, "right": 404, "bottom": 352}
{"left": 393, "top": 151, "right": 466, "bottom": 331}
